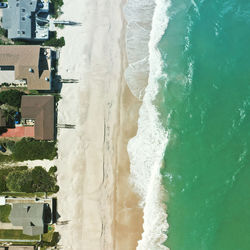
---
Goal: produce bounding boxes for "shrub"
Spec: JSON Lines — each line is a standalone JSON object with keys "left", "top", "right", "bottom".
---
{"left": 49, "top": 166, "right": 57, "bottom": 175}
{"left": 12, "top": 138, "right": 57, "bottom": 161}
{"left": 0, "top": 166, "right": 28, "bottom": 193}
{"left": 5, "top": 140, "right": 15, "bottom": 152}
{"left": 43, "top": 32, "right": 65, "bottom": 48}
{"left": 0, "top": 27, "right": 7, "bottom": 37}
{"left": 6, "top": 166, "right": 58, "bottom": 193}
{"left": 0, "top": 89, "right": 25, "bottom": 108}
{"left": 6, "top": 170, "right": 33, "bottom": 192}
{"left": 31, "top": 166, "right": 55, "bottom": 192}
{"left": 50, "top": 0, "right": 64, "bottom": 18}
{"left": 53, "top": 185, "right": 59, "bottom": 193}
{"left": 0, "top": 175, "right": 7, "bottom": 192}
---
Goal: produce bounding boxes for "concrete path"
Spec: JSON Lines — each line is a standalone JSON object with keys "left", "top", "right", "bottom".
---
{"left": 0, "top": 222, "right": 22, "bottom": 230}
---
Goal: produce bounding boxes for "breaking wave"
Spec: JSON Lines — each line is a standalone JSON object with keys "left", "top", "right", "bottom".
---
{"left": 124, "top": 0, "right": 171, "bottom": 249}
{"left": 124, "top": 0, "right": 155, "bottom": 99}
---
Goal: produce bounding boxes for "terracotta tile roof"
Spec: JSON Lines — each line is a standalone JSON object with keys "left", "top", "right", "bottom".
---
{"left": 0, "top": 45, "right": 51, "bottom": 90}
{"left": 21, "top": 95, "right": 54, "bottom": 140}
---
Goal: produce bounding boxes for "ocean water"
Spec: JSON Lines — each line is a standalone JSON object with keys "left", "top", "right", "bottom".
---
{"left": 159, "top": 0, "right": 250, "bottom": 249}
{"left": 125, "top": 0, "right": 250, "bottom": 249}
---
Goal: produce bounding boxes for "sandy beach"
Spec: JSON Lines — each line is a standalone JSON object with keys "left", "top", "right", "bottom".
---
{"left": 55, "top": 0, "right": 143, "bottom": 249}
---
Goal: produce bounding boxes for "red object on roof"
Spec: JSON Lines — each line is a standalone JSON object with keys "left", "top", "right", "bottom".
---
{"left": 0, "top": 126, "right": 34, "bottom": 138}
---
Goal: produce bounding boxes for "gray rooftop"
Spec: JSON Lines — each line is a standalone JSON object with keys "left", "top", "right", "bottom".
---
{"left": 9, "top": 203, "right": 45, "bottom": 236}
{"left": 2, "top": 0, "right": 49, "bottom": 40}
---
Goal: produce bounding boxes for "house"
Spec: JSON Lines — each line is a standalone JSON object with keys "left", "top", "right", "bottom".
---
{"left": 2, "top": 0, "right": 49, "bottom": 41}
{"left": 0, "top": 110, "right": 6, "bottom": 127}
{"left": 0, "top": 45, "right": 52, "bottom": 90}
{"left": 9, "top": 203, "right": 51, "bottom": 236}
{"left": 21, "top": 95, "right": 54, "bottom": 140}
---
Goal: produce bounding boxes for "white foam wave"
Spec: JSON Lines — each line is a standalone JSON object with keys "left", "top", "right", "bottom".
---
{"left": 124, "top": 0, "right": 155, "bottom": 99}
{"left": 126, "top": 0, "right": 171, "bottom": 249}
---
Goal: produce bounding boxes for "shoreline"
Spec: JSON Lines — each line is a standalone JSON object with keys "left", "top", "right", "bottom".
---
{"left": 55, "top": 0, "right": 143, "bottom": 249}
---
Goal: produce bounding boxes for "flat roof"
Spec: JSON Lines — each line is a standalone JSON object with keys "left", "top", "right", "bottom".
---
{"left": 2, "top": 0, "right": 49, "bottom": 41}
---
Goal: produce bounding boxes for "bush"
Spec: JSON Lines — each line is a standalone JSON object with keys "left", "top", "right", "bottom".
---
{"left": 49, "top": 166, "right": 57, "bottom": 175}
{"left": 50, "top": 0, "right": 64, "bottom": 18}
{"left": 0, "top": 175, "right": 7, "bottom": 192}
{"left": 0, "top": 89, "right": 25, "bottom": 108}
{"left": 31, "top": 166, "right": 56, "bottom": 192}
{"left": 43, "top": 32, "right": 65, "bottom": 48}
{"left": 0, "top": 166, "right": 28, "bottom": 193}
{"left": 5, "top": 140, "right": 15, "bottom": 152}
{"left": 13, "top": 40, "right": 31, "bottom": 45}
{"left": 6, "top": 166, "right": 58, "bottom": 193}
{"left": 12, "top": 138, "right": 57, "bottom": 161}
{"left": 41, "top": 231, "right": 60, "bottom": 247}
{"left": 54, "top": 185, "right": 59, "bottom": 193}
{"left": 6, "top": 171, "right": 33, "bottom": 192}
{"left": 0, "top": 27, "right": 7, "bottom": 37}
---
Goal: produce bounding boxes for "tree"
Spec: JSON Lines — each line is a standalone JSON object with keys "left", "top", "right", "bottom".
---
{"left": 31, "top": 166, "right": 55, "bottom": 192}
{"left": 43, "top": 32, "right": 65, "bottom": 48}
{"left": 12, "top": 138, "right": 57, "bottom": 161}
{"left": 6, "top": 167, "right": 57, "bottom": 193}
{"left": 48, "top": 166, "right": 57, "bottom": 175}
{"left": 6, "top": 171, "right": 33, "bottom": 192}
{"left": 0, "top": 90, "right": 25, "bottom": 108}
{"left": 0, "top": 175, "right": 7, "bottom": 193}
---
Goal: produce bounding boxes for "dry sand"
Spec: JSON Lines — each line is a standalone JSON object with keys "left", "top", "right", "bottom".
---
{"left": 55, "top": 0, "right": 143, "bottom": 249}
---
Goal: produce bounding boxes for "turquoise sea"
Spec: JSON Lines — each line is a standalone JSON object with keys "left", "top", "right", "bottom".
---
{"left": 158, "top": 0, "right": 250, "bottom": 249}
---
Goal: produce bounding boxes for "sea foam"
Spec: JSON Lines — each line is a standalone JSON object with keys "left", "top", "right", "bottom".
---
{"left": 124, "top": 0, "right": 155, "bottom": 99}
{"left": 124, "top": 0, "right": 171, "bottom": 249}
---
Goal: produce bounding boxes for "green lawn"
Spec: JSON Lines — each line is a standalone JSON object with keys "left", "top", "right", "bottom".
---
{"left": 0, "top": 230, "right": 40, "bottom": 240}
{"left": 41, "top": 227, "right": 59, "bottom": 248}
{"left": 0, "top": 205, "right": 11, "bottom": 222}
{"left": 0, "top": 153, "right": 13, "bottom": 163}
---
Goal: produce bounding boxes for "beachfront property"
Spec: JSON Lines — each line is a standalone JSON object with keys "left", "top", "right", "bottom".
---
{"left": 21, "top": 95, "right": 54, "bottom": 140}
{"left": 2, "top": 0, "right": 50, "bottom": 41}
{"left": 0, "top": 196, "right": 53, "bottom": 237}
{"left": 0, "top": 95, "right": 54, "bottom": 140}
{"left": 9, "top": 203, "right": 51, "bottom": 236}
{"left": 0, "top": 45, "right": 52, "bottom": 90}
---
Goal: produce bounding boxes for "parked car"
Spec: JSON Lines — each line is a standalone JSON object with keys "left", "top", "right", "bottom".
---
{"left": 0, "top": 3, "right": 7, "bottom": 8}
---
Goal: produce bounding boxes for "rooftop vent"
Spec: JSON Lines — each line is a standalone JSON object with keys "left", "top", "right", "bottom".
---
{"left": 29, "top": 68, "right": 33, "bottom": 73}
{"left": 45, "top": 77, "right": 49, "bottom": 81}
